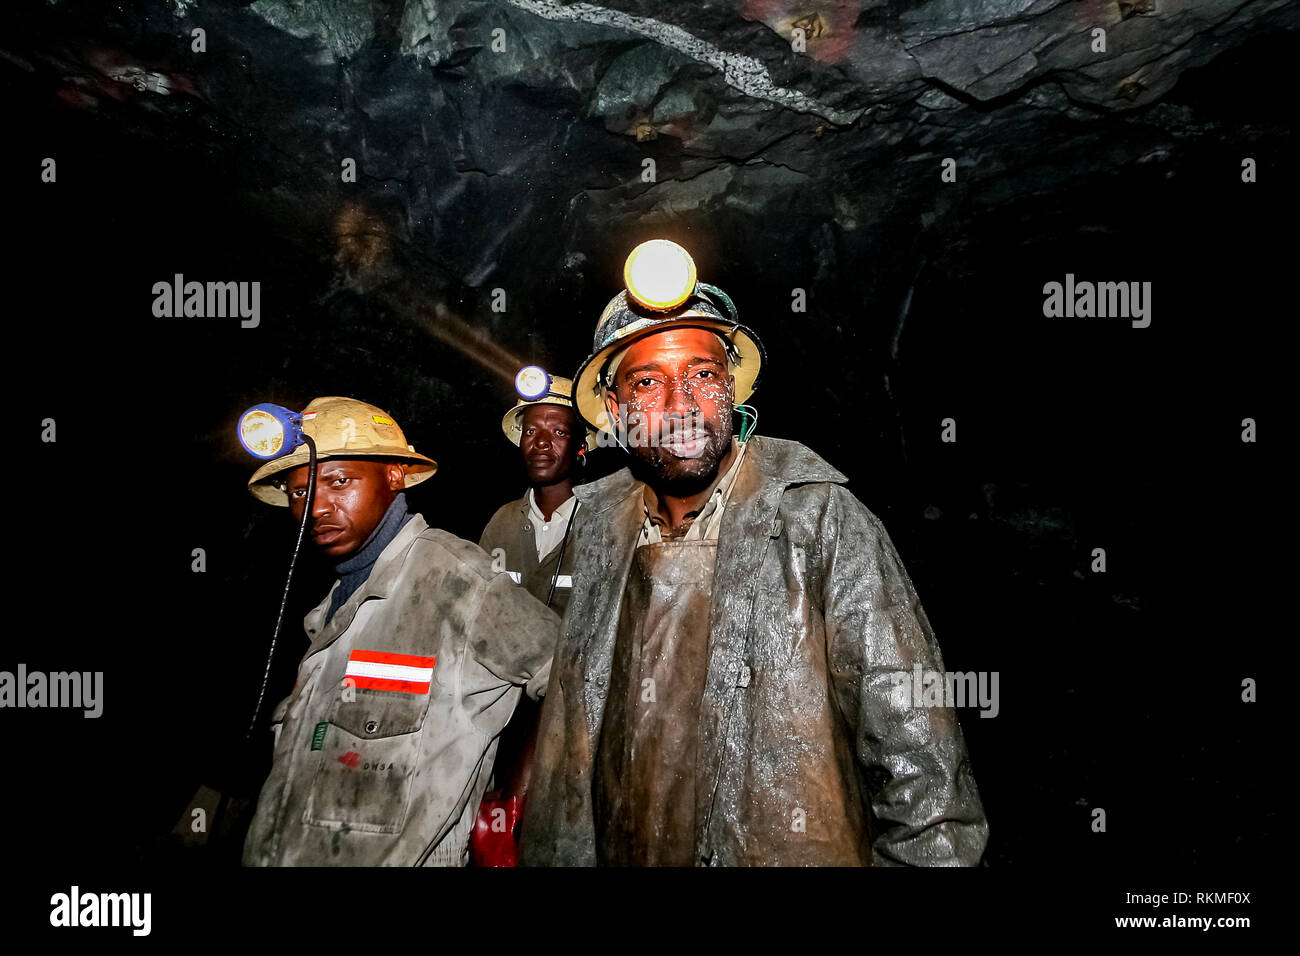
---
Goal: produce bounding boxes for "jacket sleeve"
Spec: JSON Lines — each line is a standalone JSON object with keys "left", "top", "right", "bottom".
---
{"left": 478, "top": 505, "right": 507, "bottom": 554}
{"left": 820, "top": 485, "right": 989, "bottom": 866}
{"left": 267, "top": 692, "right": 293, "bottom": 748}
{"left": 466, "top": 570, "right": 560, "bottom": 700}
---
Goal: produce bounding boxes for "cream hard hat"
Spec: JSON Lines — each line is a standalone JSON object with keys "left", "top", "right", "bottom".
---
{"left": 247, "top": 396, "right": 437, "bottom": 506}
{"left": 502, "top": 371, "right": 598, "bottom": 451}
{"left": 572, "top": 239, "right": 765, "bottom": 438}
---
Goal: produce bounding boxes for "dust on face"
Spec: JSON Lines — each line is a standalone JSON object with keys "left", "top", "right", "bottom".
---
{"left": 604, "top": 327, "right": 735, "bottom": 492}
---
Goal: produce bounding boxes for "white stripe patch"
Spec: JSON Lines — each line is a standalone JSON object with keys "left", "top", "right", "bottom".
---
{"left": 344, "top": 660, "right": 435, "bottom": 683}
{"left": 554, "top": 575, "right": 572, "bottom": 588}
{"left": 506, "top": 571, "right": 521, "bottom": 583}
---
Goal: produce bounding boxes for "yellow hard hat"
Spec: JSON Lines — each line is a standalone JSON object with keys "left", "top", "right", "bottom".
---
{"left": 502, "top": 370, "right": 597, "bottom": 451}
{"left": 573, "top": 239, "right": 765, "bottom": 438}
{"left": 247, "top": 396, "right": 437, "bottom": 506}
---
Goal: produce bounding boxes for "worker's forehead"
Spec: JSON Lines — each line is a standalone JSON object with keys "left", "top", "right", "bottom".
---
{"left": 620, "top": 328, "right": 727, "bottom": 365}
{"left": 283, "top": 458, "right": 391, "bottom": 482}
{"left": 521, "top": 403, "right": 576, "bottom": 424}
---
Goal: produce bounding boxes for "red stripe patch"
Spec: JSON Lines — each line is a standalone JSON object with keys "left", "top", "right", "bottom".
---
{"left": 344, "top": 649, "right": 436, "bottom": 696}
{"left": 347, "top": 650, "right": 437, "bottom": 668}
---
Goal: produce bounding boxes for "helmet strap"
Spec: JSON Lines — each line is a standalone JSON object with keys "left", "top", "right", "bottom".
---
{"left": 695, "top": 282, "right": 739, "bottom": 324}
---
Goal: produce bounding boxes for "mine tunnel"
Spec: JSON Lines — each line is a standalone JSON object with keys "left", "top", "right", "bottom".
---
{"left": 7, "top": 0, "right": 1291, "bottom": 877}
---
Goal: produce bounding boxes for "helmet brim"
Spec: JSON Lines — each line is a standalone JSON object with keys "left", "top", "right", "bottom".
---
{"left": 247, "top": 449, "right": 437, "bottom": 507}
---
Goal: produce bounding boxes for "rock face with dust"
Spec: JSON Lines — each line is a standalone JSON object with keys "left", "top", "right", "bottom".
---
{"left": 20, "top": 0, "right": 1294, "bottom": 356}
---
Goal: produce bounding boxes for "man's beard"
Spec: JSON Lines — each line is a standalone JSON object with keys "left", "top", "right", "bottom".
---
{"left": 628, "top": 411, "right": 733, "bottom": 497}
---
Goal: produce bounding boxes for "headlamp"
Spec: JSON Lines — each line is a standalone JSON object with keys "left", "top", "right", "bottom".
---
{"left": 515, "top": 365, "right": 552, "bottom": 402}
{"left": 239, "top": 400, "right": 317, "bottom": 742}
{"left": 237, "top": 403, "right": 304, "bottom": 460}
{"left": 623, "top": 239, "right": 698, "bottom": 312}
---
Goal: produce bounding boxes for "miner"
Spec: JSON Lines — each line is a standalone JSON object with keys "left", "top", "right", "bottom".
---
{"left": 519, "top": 240, "right": 989, "bottom": 866}
{"left": 240, "top": 396, "right": 559, "bottom": 866}
{"left": 470, "top": 369, "right": 595, "bottom": 865}
{"left": 480, "top": 368, "right": 595, "bottom": 617}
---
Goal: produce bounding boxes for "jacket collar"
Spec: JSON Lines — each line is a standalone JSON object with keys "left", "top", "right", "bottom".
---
{"left": 527, "top": 487, "right": 578, "bottom": 524}
{"left": 573, "top": 464, "right": 639, "bottom": 513}
{"left": 303, "top": 513, "right": 430, "bottom": 656}
{"left": 745, "top": 433, "right": 848, "bottom": 485}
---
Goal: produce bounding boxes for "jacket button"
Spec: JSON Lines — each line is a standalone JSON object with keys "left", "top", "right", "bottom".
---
{"left": 365, "top": 720, "right": 379, "bottom": 734}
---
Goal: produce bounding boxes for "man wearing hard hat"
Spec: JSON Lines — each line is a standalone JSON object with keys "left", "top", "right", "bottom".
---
{"left": 480, "top": 368, "right": 597, "bottom": 617}
{"left": 469, "top": 369, "right": 596, "bottom": 865}
{"left": 519, "top": 241, "right": 989, "bottom": 866}
{"left": 239, "top": 396, "right": 560, "bottom": 866}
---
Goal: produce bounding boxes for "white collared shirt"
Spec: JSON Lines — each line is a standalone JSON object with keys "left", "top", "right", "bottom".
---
{"left": 527, "top": 489, "right": 578, "bottom": 561}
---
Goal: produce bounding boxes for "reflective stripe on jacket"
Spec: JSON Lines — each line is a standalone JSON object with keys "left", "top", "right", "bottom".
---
{"left": 479, "top": 495, "right": 578, "bottom": 616}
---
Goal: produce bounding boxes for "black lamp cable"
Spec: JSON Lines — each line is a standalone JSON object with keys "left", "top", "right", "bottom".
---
{"left": 245, "top": 434, "right": 317, "bottom": 741}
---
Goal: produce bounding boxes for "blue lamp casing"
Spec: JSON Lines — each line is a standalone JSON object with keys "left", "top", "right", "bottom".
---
{"left": 237, "top": 403, "right": 304, "bottom": 460}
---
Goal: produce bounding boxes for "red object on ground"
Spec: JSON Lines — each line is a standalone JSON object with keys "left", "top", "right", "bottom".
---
{"left": 470, "top": 792, "right": 522, "bottom": 867}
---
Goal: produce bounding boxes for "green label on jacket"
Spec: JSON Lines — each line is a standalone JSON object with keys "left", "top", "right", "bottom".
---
{"left": 310, "top": 721, "right": 329, "bottom": 751}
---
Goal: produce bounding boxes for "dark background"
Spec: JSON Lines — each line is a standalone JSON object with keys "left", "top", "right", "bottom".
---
{"left": 2, "top": 0, "right": 1287, "bottom": 920}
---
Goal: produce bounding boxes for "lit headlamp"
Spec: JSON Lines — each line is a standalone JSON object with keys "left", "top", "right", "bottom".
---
{"left": 624, "top": 239, "right": 698, "bottom": 312}
{"left": 515, "top": 365, "right": 552, "bottom": 401}
{"left": 237, "top": 403, "right": 304, "bottom": 460}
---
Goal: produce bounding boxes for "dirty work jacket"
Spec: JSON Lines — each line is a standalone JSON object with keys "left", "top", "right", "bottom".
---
{"left": 243, "top": 514, "right": 560, "bottom": 866}
{"left": 479, "top": 494, "right": 578, "bottom": 617}
{"left": 519, "top": 436, "right": 988, "bottom": 866}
